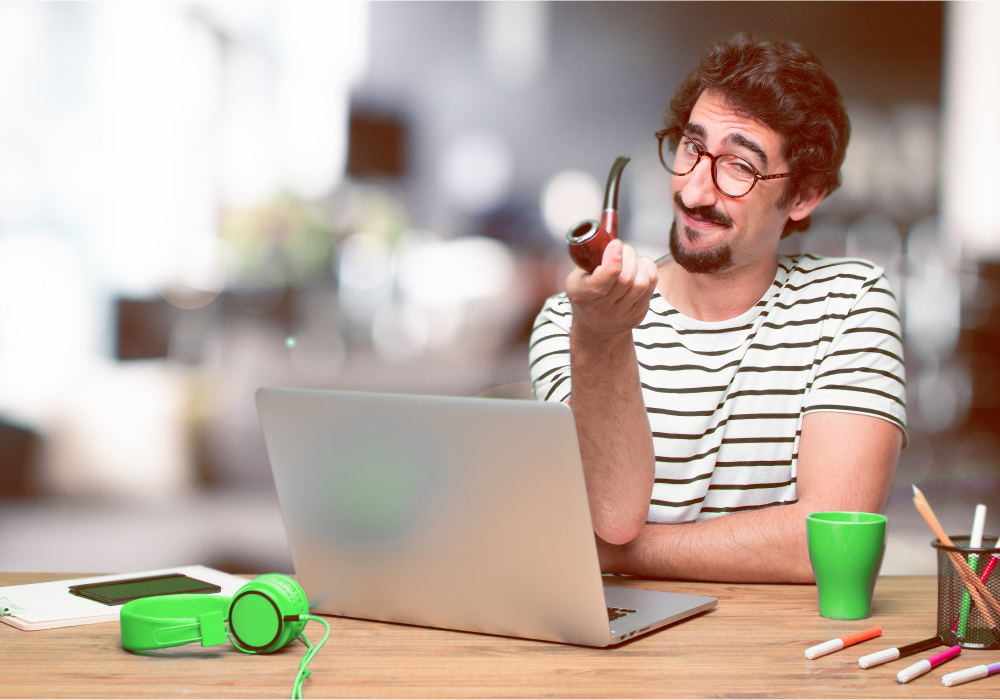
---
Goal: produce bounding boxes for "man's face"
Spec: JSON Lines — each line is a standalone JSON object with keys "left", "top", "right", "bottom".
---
{"left": 669, "top": 90, "right": 802, "bottom": 275}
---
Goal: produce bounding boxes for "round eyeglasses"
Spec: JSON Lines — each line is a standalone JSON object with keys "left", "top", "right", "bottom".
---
{"left": 656, "top": 128, "right": 792, "bottom": 199}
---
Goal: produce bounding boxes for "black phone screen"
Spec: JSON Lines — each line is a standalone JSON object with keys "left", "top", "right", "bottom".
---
{"left": 68, "top": 574, "right": 222, "bottom": 606}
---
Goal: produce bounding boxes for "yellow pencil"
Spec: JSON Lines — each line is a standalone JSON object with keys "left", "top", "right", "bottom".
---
{"left": 912, "top": 485, "right": 954, "bottom": 546}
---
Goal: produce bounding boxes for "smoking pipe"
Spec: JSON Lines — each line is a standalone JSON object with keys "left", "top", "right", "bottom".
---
{"left": 566, "top": 156, "right": 630, "bottom": 273}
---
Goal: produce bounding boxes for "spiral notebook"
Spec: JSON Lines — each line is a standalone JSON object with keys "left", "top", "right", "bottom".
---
{"left": 0, "top": 565, "right": 248, "bottom": 631}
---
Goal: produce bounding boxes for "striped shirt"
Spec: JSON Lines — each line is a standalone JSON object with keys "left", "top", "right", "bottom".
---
{"left": 529, "top": 255, "right": 906, "bottom": 523}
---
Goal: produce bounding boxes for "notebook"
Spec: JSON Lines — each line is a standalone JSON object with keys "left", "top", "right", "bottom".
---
{"left": 0, "top": 565, "right": 248, "bottom": 631}
{"left": 256, "top": 387, "right": 717, "bottom": 647}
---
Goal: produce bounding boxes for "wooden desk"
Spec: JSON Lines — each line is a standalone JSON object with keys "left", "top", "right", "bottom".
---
{"left": 1, "top": 573, "right": 997, "bottom": 698}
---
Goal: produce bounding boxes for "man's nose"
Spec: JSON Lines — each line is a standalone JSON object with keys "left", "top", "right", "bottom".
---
{"left": 677, "top": 156, "right": 719, "bottom": 210}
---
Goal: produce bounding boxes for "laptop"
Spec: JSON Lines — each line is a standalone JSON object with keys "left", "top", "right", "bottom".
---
{"left": 256, "top": 387, "right": 717, "bottom": 647}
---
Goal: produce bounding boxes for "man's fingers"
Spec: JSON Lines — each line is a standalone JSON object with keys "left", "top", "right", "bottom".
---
{"left": 629, "top": 254, "right": 654, "bottom": 293}
{"left": 638, "top": 258, "right": 660, "bottom": 305}
{"left": 584, "top": 239, "right": 624, "bottom": 294}
{"left": 610, "top": 244, "right": 639, "bottom": 300}
{"left": 629, "top": 258, "right": 659, "bottom": 310}
{"left": 620, "top": 256, "right": 658, "bottom": 317}
{"left": 566, "top": 244, "right": 658, "bottom": 329}
{"left": 643, "top": 257, "right": 659, "bottom": 293}
{"left": 565, "top": 265, "right": 586, "bottom": 293}
{"left": 565, "top": 240, "right": 623, "bottom": 301}
{"left": 603, "top": 238, "right": 624, "bottom": 267}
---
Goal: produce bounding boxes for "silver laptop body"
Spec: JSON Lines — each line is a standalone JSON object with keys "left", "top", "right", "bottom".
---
{"left": 257, "top": 387, "right": 716, "bottom": 647}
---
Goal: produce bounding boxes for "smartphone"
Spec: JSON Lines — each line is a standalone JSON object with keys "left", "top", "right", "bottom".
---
{"left": 68, "top": 574, "right": 222, "bottom": 606}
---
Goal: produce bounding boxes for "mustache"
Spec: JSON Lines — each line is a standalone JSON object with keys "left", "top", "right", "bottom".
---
{"left": 673, "top": 192, "right": 734, "bottom": 228}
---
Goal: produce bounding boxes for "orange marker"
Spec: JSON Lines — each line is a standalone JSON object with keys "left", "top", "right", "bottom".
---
{"left": 805, "top": 626, "right": 883, "bottom": 659}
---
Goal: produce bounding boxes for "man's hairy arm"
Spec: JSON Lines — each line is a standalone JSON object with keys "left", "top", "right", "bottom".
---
{"left": 565, "top": 240, "right": 659, "bottom": 545}
{"left": 569, "top": 324, "right": 654, "bottom": 545}
{"left": 597, "top": 411, "right": 902, "bottom": 583}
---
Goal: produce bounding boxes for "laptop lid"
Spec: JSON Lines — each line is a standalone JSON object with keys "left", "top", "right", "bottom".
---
{"left": 256, "top": 387, "right": 613, "bottom": 647}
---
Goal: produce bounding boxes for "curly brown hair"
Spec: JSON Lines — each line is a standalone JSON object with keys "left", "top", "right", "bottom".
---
{"left": 666, "top": 33, "right": 850, "bottom": 237}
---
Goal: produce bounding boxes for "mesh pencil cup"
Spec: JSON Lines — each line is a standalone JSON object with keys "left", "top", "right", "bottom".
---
{"left": 932, "top": 536, "right": 1000, "bottom": 650}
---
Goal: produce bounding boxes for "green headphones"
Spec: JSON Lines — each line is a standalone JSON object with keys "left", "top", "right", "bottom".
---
{"left": 120, "top": 573, "right": 310, "bottom": 653}
{"left": 120, "top": 574, "right": 330, "bottom": 699}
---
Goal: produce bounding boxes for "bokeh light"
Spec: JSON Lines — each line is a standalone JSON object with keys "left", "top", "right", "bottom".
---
{"left": 481, "top": 1, "right": 549, "bottom": 89}
{"left": 439, "top": 129, "right": 513, "bottom": 214}
{"left": 338, "top": 231, "right": 393, "bottom": 327}
{"left": 395, "top": 235, "right": 516, "bottom": 309}
{"left": 541, "top": 170, "right": 602, "bottom": 241}
{"left": 942, "top": 0, "right": 1000, "bottom": 259}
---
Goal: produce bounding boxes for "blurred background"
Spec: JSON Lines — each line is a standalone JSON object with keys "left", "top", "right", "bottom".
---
{"left": 0, "top": 1, "right": 997, "bottom": 577}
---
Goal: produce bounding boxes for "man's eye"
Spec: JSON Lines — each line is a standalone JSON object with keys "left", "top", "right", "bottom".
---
{"left": 682, "top": 139, "right": 702, "bottom": 155}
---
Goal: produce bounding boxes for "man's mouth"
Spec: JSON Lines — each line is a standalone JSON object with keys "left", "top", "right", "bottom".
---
{"left": 673, "top": 194, "right": 733, "bottom": 249}
{"left": 673, "top": 192, "right": 733, "bottom": 229}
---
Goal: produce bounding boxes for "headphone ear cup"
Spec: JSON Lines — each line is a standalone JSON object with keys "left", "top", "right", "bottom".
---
{"left": 121, "top": 594, "right": 231, "bottom": 652}
{"left": 228, "top": 574, "right": 308, "bottom": 654}
{"left": 255, "top": 573, "right": 309, "bottom": 617}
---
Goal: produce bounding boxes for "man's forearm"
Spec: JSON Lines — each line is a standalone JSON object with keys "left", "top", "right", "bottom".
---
{"left": 598, "top": 502, "right": 816, "bottom": 583}
{"left": 570, "top": 324, "right": 655, "bottom": 545}
{"left": 597, "top": 412, "right": 901, "bottom": 584}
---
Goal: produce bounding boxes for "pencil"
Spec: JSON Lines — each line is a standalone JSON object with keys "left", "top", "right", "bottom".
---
{"left": 911, "top": 485, "right": 952, "bottom": 546}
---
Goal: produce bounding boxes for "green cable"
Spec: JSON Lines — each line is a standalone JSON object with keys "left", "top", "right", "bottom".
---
{"left": 290, "top": 615, "right": 331, "bottom": 700}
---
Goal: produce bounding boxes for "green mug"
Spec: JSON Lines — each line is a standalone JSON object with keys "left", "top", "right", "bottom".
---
{"left": 806, "top": 512, "right": 887, "bottom": 620}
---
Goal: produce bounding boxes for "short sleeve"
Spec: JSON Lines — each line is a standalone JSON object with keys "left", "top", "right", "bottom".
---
{"left": 528, "top": 293, "right": 574, "bottom": 402}
{"left": 804, "top": 274, "right": 907, "bottom": 439}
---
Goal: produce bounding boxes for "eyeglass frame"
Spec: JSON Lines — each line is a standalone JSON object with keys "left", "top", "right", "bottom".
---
{"left": 655, "top": 128, "right": 792, "bottom": 199}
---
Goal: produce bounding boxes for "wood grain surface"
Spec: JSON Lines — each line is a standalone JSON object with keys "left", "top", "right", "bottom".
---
{"left": 1, "top": 573, "right": 998, "bottom": 698}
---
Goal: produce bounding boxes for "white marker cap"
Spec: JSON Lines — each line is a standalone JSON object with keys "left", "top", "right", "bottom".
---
{"left": 942, "top": 665, "right": 989, "bottom": 687}
{"left": 897, "top": 659, "right": 932, "bottom": 684}
{"left": 971, "top": 504, "right": 987, "bottom": 548}
{"left": 858, "top": 647, "right": 900, "bottom": 668}
{"left": 805, "top": 638, "right": 843, "bottom": 659}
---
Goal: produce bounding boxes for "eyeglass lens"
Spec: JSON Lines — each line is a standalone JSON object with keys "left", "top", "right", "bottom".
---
{"left": 664, "top": 137, "right": 757, "bottom": 198}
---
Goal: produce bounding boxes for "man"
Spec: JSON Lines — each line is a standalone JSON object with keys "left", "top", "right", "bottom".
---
{"left": 529, "top": 34, "right": 905, "bottom": 583}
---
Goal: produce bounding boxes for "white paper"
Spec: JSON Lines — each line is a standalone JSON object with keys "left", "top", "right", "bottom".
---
{"left": 0, "top": 565, "right": 249, "bottom": 629}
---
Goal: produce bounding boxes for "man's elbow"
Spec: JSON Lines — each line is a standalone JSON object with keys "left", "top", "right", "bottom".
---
{"left": 595, "top": 521, "right": 644, "bottom": 546}
{"left": 590, "top": 493, "right": 651, "bottom": 545}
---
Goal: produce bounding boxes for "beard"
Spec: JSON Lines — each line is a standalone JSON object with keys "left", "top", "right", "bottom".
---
{"left": 669, "top": 220, "right": 735, "bottom": 274}
{"left": 669, "top": 193, "right": 735, "bottom": 274}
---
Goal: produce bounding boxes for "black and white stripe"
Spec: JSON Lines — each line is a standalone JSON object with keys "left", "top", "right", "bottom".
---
{"left": 529, "top": 255, "right": 906, "bottom": 523}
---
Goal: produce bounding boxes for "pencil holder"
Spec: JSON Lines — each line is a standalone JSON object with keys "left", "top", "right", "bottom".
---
{"left": 932, "top": 536, "right": 1000, "bottom": 649}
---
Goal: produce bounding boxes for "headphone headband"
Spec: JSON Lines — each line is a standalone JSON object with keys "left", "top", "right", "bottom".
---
{"left": 120, "top": 594, "right": 230, "bottom": 651}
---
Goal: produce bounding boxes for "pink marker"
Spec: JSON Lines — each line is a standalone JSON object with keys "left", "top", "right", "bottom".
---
{"left": 897, "top": 645, "right": 961, "bottom": 684}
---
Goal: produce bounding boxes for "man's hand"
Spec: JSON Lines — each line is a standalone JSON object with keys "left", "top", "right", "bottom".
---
{"left": 565, "top": 239, "right": 659, "bottom": 339}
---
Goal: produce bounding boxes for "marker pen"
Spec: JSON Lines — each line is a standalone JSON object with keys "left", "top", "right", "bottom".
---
{"left": 951, "top": 553, "right": 999, "bottom": 632}
{"left": 805, "top": 627, "right": 882, "bottom": 659}
{"left": 957, "top": 505, "right": 987, "bottom": 640}
{"left": 897, "top": 645, "right": 961, "bottom": 684}
{"left": 942, "top": 660, "right": 1000, "bottom": 687}
{"left": 857, "top": 635, "right": 943, "bottom": 669}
